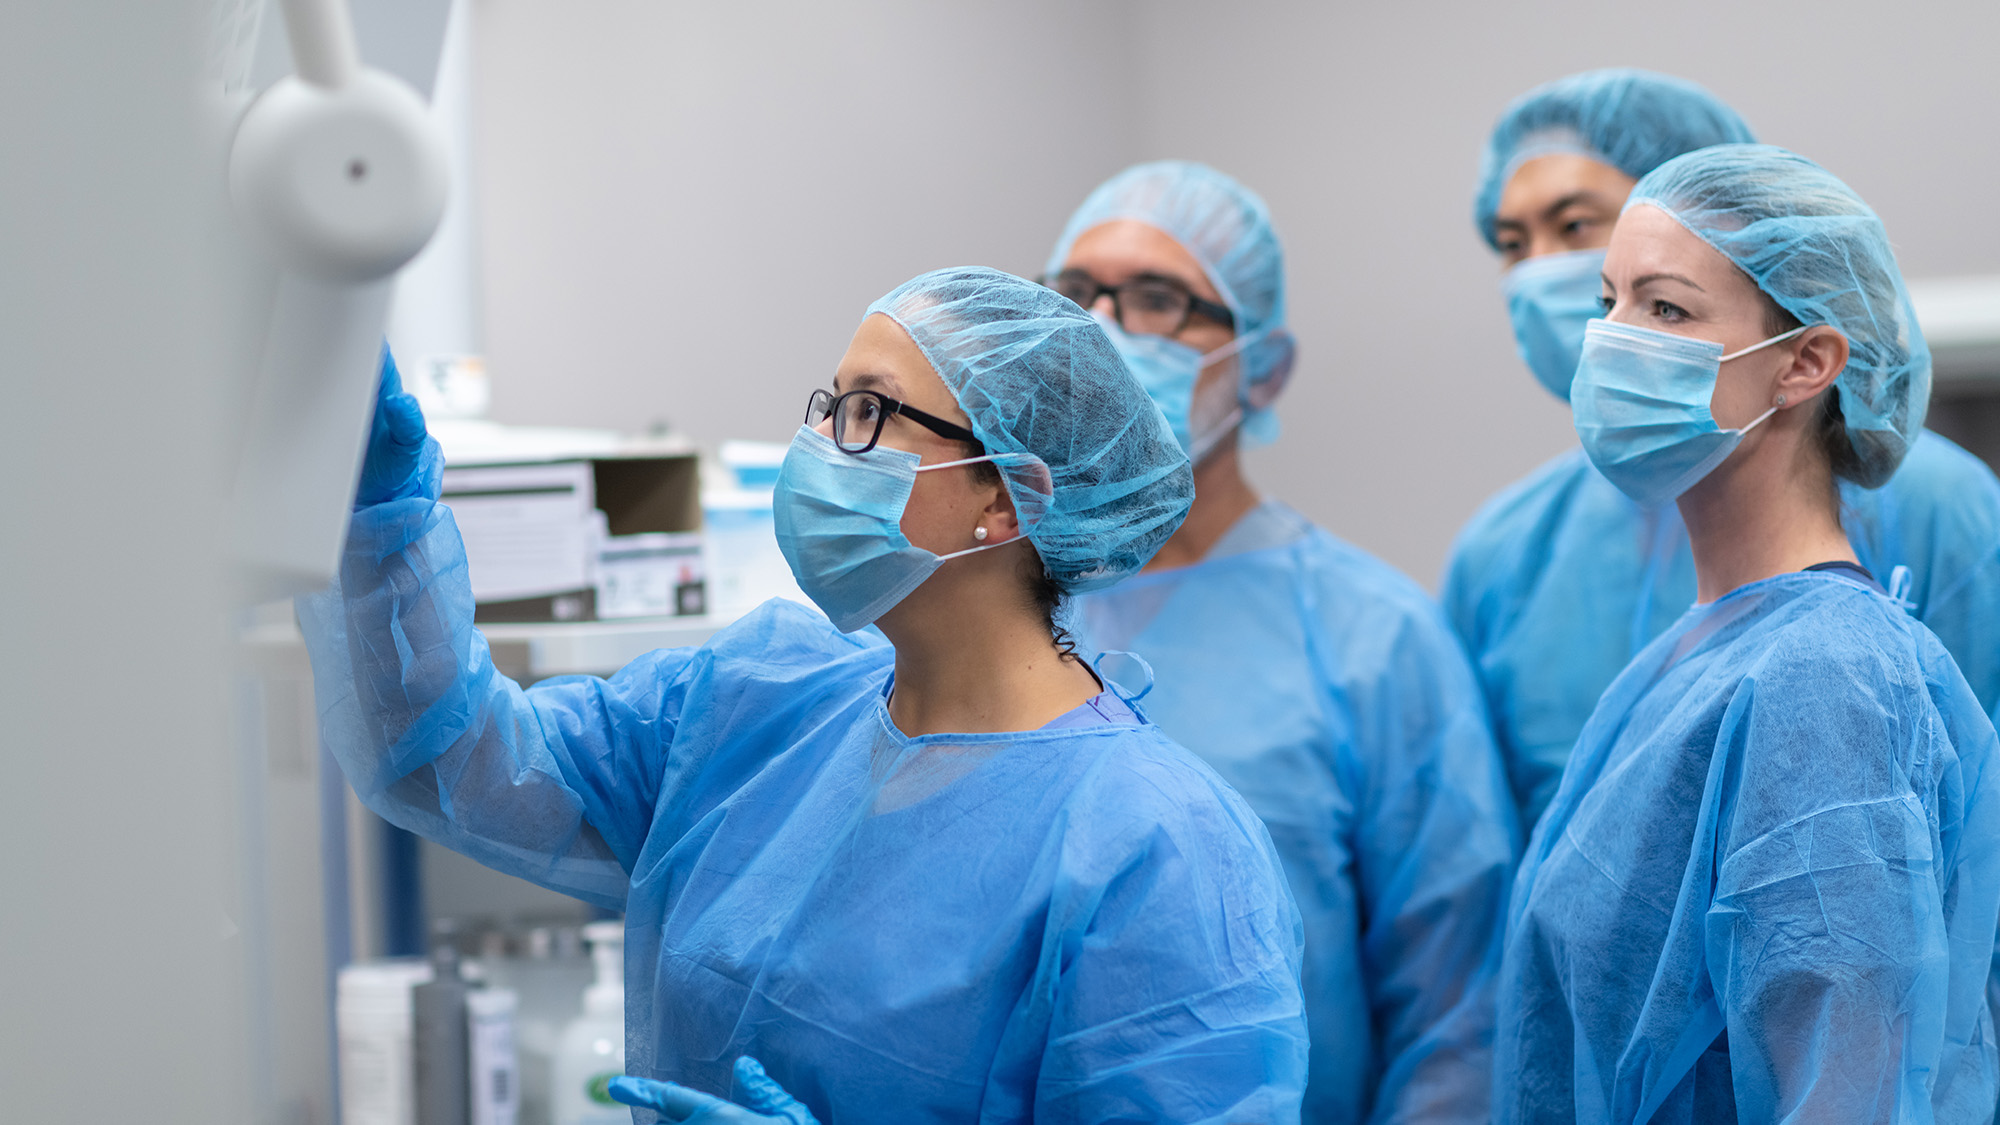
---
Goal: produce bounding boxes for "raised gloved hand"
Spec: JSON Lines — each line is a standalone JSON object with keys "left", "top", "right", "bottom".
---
{"left": 607, "top": 1057, "right": 820, "bottom": 1125}
{"left": 356, "top": 345, "right": 433, "bottom": 508}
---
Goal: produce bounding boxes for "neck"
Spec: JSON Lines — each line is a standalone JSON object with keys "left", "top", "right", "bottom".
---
{"left": 1676, "top": 425, "right": 1855, "bottom": 603}
{"left": 1144, "top": 437, "right": 1260, "bottom": 571}
{"left": 876, "top": 565, "right": 1100, "bottom": 737}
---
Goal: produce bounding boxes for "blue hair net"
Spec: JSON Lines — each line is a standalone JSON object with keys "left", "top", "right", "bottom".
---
{"left": 1627, "top": 144, "right": 1930, "bottom": 487}
{"left": 867, "top": 266, "right": 1193, "bottom": 593}
{"left": 1474, "top": 69, "right": 1756, "bottom": 249}
{"left": 1044, "top": 161, "right": 1294, "bottom": 442}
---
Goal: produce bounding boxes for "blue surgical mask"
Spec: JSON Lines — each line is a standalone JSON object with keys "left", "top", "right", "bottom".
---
{"left": 1503, "top": 249, "right": 1607, "bottom": 401}
{"left": 772, "top": 425, "right": 1042, "bottom": 632}
{"left": 1572, "top": 318, "right": 1808, "bottom": 507}
{"left": 1095, "top": 313, "right": 1252, "bottom": 464}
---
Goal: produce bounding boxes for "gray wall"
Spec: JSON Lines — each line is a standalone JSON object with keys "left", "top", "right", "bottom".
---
{"left": 473, "top": 0, "right": 2000, "bottom": 586}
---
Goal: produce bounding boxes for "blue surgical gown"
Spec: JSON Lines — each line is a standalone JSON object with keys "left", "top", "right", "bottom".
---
{"left": 297, "top": 493, "right": 1310, "bottom": 1124}
{"left": 1444, "top": 429, "right": 2000, "bottom": 830}
{"left": 1076, "top": 501, "right": 1520, "bottom": 1124}
{"left": 1495, "top": 568, "right": 2000, "bottom": 1122}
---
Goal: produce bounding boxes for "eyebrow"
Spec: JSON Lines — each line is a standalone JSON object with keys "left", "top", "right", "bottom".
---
{"left": 1064, "top": 265, "right": 1211, "bottom": 296}
{"left": 1493, "top": 191, "right": 1619, "bottom": 234}
{"left": 833, "top": 370, "right": 897, "bottom": 396}
{"left": 1627, "top": 271, "right": 1706, "bottom": 293}
{"left": 1539, "top": 191, "right": 1615, "bottom": 224}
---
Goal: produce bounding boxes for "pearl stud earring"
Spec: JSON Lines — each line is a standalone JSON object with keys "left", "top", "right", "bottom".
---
{"left": 1775, "top": 394, "right": 1787, "bottom": 406}
{"left": 974, "top": 526, "right": 988, "bottom": 541}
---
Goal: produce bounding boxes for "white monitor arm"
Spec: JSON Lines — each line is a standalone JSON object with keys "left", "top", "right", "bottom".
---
{"left": 228, "top": 0, "right": 449, "bottom": 601}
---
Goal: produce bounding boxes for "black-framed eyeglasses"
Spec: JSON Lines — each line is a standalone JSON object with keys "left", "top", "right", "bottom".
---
{"left": 1044, "top": 268, "right": 1236, "bottom": 336}
{"left": 805, "top": 388, "right": 983, "bottom": 455}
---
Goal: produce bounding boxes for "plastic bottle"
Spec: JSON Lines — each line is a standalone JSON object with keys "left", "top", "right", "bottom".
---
{"left": 551, "top": 921, "right": 626, "bottom": 1125}
{"left": 467, "top": 987, "right": 521, "bottom": 1125}
{"left": 337, "top": 959, "right": 435, "bottom": 1125}
{"left": 414, "top": 936, "right": 472, "bottom": 1125}
{"left": 481, "top": 924, "right": 589, "bottom": 1125}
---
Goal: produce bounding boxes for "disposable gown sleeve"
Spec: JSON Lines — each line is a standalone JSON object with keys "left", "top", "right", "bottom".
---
{"left": 1436, "top": 462, "right": 1572, "bottom": 824}
{"left": 1703, "top": 638, "right": 2000, "bottom": 1120}
{"left": 296, "top": 483, "right": 691, "bottom": 910}
{"left": 1032, "top": 771, "right": 1310, "bottom": 1124}
{"left": 1337, "top": 589, "right": 1521, "bottom": 1122}
{"left": 1906, "top": 451, "right": 2000, "bottom": 729}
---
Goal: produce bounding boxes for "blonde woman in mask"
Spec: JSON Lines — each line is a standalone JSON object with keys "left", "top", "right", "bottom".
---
{"left": 1495, "top": 144, "right": 2000, "bottom": 1123}
{"left": 1445, "top": 69, "right": 2000, "bottom": 836}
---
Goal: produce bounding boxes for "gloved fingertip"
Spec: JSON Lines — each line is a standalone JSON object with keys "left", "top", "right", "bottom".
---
{"left": 385, "top": 392, "right": 427, "bottom": 445}
{"left": 606, "top": 1076, "right": 660, "bottom": 1108}
{"left": 734, "top": 1055, "right": 769, "bottom": 1082}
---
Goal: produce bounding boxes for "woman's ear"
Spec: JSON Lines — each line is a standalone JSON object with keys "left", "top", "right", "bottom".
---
{"left": 1776, "top": 326, "right": 1848, "bottom": 407}
{"left": 981, "top": 475, "right": 1022, "bottom": 543}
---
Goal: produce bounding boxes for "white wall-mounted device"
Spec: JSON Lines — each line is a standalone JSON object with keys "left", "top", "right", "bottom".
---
{"left": 229, "top": 0, "right": 449, "bottom": 602}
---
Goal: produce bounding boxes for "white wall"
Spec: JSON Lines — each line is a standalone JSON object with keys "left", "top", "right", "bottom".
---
{"left": 474, "top": 0, "right": 2000, "bottom": 586}
{"left": 475, "top": 0, "right": 1140, "bottom": 437}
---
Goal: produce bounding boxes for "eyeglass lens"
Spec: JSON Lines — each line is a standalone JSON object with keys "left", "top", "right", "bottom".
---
{"left": 1052, "top": 271, "right": 1196, "bottom": 336}
{"left": 805, "top": 389, "right": 891, "bottom": 452}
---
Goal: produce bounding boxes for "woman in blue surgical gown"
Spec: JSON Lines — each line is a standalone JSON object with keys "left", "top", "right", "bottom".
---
{"left": 1493, "top": 145, "right": 2000, "bottom": 1122}
{"left": 1444, "top": 69, "right": 2000, "bottom": 834}
{"left": 299, "top": 267, "right": 1309, "bottom": 1123}
{"left": 1047, "top": 161, "right": 1519, "bottom": 1124}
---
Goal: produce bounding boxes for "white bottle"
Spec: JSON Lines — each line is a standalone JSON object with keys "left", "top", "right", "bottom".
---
{"left": 467, "top": 987, "right": 521, "bottom": 1125}
{"left": 337, "top": 959, "right": 435, "bottom": 1125}
{"left": 552, "top": 921, "right": 626, "bottom": 1125}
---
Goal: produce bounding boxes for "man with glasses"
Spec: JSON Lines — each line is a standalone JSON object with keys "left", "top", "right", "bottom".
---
{"left": 1044, "top": 161, "right": 1518, "bottom": 1124}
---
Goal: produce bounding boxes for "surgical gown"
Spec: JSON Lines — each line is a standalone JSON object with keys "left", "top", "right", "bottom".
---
{"left": 1495, "top": 568, "right": 2000, "bottom": 1123}
{"left": 1076, "top": 501, "right": 1519, "bottom": 1125}
{"left": 1444, "top": 429, "right": 2000, "bottom": 830}
{"left": 297, "top": 494, "right": 1310, "bottom": 1125}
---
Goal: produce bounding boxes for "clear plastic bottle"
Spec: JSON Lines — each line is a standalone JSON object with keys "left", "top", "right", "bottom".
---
{"left": 551, "top": 921, "right": 625, "bottom": 1125}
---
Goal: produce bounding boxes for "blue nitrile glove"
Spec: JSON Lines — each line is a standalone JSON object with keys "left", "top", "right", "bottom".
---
{"left": 356, "top": 345, "right": 433, "bottom": 508}
{"left": 607, "top": 1057, "right": 820, "bottom": 1125}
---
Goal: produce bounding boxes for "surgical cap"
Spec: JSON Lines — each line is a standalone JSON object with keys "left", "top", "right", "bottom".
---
{"left": 1044, "top": 161, "right": 1293, "bottom": 438}
{"left": 1474, "top": 69, "right": 1756, "bottom": 249}
{"left": 867, "top": 266, "right": 1193, "bottom": 592}
{"left": 1629, "top": 144, "right": 1930, "bottom": 487}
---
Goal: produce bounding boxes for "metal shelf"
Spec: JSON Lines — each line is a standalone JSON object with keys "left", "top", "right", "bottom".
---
{"left": 479, "top": 614, "right": 733, "bottom": 677}
{"left": 240, "top": 609, "right": 747, "bottom": 679}
{"left": 1910, "top": 275, "right": 2000, "bottom": 389}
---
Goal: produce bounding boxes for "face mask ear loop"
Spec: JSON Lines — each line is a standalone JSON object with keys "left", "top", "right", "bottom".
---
{"left": 931, "top": 539, "right": 1010, "bottom": 563}
{"left": 1719, "top": 324, "right": 1810, "bottom": 362}
{"left": 914, "top": 454, "right": 994, "bottom": 474}
{"left": 1198, "top": 323, "right": 1270, "bottom": 368}
{"left": 1187, "top": 406, "right": 1244, "bottom": 466}
{"left": 1717, "top": 325, "right": 1806, "bottom": 439}
{"left": 1733, "top": 404, "right": 1779, "bottom": 437}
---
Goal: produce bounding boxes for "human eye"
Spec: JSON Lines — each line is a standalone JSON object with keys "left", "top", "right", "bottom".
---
{"left": 1599, "top": 293, "right": 1615, "bottom": 314}
{"left": 1652, "top": 299, "right": 1690, "bottom": 324}
{"left": 1052, "top": 272, "right": 1096, "bottom": 307}
{"left": 1128, "top": 282, "right": 1183, "bottom": 314}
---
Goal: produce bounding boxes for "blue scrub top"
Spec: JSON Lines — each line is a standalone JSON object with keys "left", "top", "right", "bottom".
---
{"left": 298, "top": 494, "right": 1309, "bottom": 1124}
{"left": 1444, "top": 430, "right": 2000, "bottom": 831}
{"left": 1495, "top": 568, "right": 2000, "bottom": 1122}
{"left": 1078, "top": 501, "right": 1519, "bottom": 1125}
